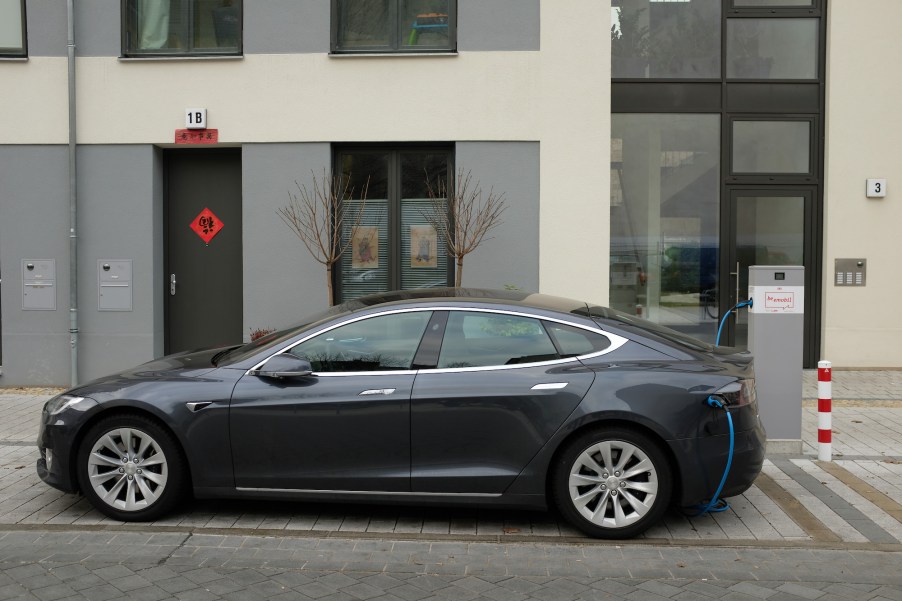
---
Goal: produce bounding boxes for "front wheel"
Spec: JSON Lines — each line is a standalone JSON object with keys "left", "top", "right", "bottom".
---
{"left": 77, "top": 414, "right": 186, "bottom": 521}
{"left": 551, "top": 428, "right": 672, "bottom": 539}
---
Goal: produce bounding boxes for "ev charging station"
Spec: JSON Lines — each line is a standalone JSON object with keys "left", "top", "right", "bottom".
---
{"left": 747, "top": 265, "right": 804, "bottom": 454}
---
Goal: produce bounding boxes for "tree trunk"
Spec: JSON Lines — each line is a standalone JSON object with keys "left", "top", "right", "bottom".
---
{"left": 326, "top": 265, "right": 335, "bottom": 306}
{"left": 455, "top": 257, "right": 464, "bottom": 287}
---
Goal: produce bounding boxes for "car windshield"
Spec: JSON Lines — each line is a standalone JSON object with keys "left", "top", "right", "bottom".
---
{"left": 586, "top": 305, "right": 714, "bottom": 353}
{"left": 215, "top": 305, "right": 351, "bottom": 366}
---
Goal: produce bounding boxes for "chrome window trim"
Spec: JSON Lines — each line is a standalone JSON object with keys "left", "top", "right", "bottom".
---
{"left": 246, "top": 306, "right": 628, "bottom": 376}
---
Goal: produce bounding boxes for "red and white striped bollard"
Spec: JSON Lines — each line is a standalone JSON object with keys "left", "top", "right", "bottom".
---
{"left": 817, "top": 360, "right": 832, "bottom": 461}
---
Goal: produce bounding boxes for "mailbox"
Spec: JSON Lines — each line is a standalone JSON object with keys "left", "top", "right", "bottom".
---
{"left": 22, "top": 259, "right": 56, "bottom": 311}
{"left": 98, "top": 260, "right": 133, "bottom": 311}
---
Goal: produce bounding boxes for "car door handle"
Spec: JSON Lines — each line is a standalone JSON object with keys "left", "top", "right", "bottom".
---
{"left": 358, "top": 388, "right": 396, "bottom": 396}
{"left": 531, "top": 383, "right": 568, "bottom": 390}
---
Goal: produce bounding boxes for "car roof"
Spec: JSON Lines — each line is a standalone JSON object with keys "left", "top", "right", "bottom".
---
{"left": 335, "top": 287, "right": 592, "bottom": 317}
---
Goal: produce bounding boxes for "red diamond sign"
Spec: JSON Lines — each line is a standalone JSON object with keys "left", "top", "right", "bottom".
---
{"left": 189, "top": 208, "right": 224, "bottom": 244}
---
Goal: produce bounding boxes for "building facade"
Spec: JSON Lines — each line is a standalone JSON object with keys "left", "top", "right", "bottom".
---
{"left": 0, "top": 0, "right": 899, "bottom": 386}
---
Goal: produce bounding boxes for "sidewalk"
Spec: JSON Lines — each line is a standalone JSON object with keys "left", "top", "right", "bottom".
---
{"left": 1, "top": 371, "right": 900, "bottom": 548}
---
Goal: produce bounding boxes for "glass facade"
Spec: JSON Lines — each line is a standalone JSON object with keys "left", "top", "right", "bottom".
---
{"left": 611, "top": 114, "right": 720, "bottom": 342}
{"left": 611, "top": 0, "right": 721, "bottom": 79}
{"left": 726, "top": 18, "right": 818, "bottom": 79}
{"left": 732, "top": 120, "right": 811, "bottom": 174}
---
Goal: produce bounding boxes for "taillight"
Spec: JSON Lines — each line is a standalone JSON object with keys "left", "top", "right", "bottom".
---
{"left": 715, "top": 378, "right": 756, "bottom": 407}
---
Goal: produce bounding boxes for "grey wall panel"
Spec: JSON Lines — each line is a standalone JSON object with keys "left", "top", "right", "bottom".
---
{"left": 0, "top": 146, "right": 71, "bottom": 386}
{"left": 25, "top": 0, "right": 67, "bottom": 57}
{"left": 244, "top": 0, "right": 329, "bottom": 55}
{"left": 75, "top": 145, "right": 161, "bottom": 382}
{"left": 242, "top": 143, "right": 332, "bottom": 336}
{"left": 459, "top": 0, "right": 540, "bottom": 52}
{"left": 454, "top": 142, "right": 540, "bottom": 292}
{"left": 152, "top": 147, "right": 164, "bottom": 357}
{"left": 75, "top": 0, "right": 121, "bottom": 57}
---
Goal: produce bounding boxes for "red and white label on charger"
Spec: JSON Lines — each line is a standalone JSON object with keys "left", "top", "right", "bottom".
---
{"left": 749, "top": 286, "right": 804, "bottom": 314}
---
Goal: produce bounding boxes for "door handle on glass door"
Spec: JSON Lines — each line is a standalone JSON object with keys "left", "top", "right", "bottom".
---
{"left": 170, "top": 273, "right": 177, "bottom": 296}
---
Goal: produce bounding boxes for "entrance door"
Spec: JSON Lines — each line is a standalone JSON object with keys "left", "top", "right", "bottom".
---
{"left": 719, "top": 187, "right": 817, "bottom": 364}
{"left": 165, "top": 150, "right": 243, "bottom": 354}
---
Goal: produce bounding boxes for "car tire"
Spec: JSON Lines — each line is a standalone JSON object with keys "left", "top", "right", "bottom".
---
{"left": 76, "top": 414, "right": 186, "bottom": 522}
{"left": 551, "top": 427, "right": 672, "bottom": 539}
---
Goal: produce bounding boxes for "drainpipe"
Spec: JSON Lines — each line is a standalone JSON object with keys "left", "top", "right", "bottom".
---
{"left": 67, "top": 0, "right": 78, "bottom": 387}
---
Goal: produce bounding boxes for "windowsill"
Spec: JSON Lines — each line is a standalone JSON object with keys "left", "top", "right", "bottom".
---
{"left": 0, "top": 56, "right": 27, "bottom": 61}
{"left": 329, "top": 51, "right": 458, "bottom": 58}
{"left": 118, "top": 54, "right": 244, "bottom": 62}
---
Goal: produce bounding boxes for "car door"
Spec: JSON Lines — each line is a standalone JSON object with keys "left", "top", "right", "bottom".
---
{"left": 410, "top": 309, "right": 598, "bottom": 494}
{"left": 229, "top": 310, "right": 432, "bottom": 491}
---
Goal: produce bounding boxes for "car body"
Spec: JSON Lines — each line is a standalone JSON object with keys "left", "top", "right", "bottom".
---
{"left": 36, "top": 288, "right": 765, "bottom": 538}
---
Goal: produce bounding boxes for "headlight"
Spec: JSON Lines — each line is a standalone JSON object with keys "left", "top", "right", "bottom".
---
{"left": 44, "top": 394, "right": 92, "bottom": 415}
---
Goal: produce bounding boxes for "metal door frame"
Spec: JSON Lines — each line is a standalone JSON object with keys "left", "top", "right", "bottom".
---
{"left": 719, "top": 185, "right": 820, "bottom": 366}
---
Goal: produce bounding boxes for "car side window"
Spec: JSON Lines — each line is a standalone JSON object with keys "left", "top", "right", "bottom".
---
{"left": 544, "top": 322, "right": 612, "bottom": 358}
{"left": 437, "top": 312, "right": 560, "bottom": 369}
{"left": 291, "top": 311, "right": 431, "bottom": 372}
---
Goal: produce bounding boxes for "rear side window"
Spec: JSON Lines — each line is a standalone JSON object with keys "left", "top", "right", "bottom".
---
{"left": 544, "top": 322, "right": 612, "bottom": 358}
{"left": 438, "top": 312, "right": 559, "bottom": 369}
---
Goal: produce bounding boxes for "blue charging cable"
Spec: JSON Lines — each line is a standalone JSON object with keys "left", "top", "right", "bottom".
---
{"left": 693, "top": 297, "right": 752, "bottom": 516}
{"left": 715, "top": 299, "right": 753, "bottom": 347}
{"left": 694, "top": 395, "right": 735, "bottom": 514}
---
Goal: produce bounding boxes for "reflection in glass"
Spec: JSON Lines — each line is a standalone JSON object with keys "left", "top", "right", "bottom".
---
{"left": 611, "top": 114, "right": 720, "bottom": 343}
{"left": 611, "top": 0, "right": 720, "bottom": 79}
{"left": 401, "top": 153, "right": 449, "bottom": 290}
{"left": 733, "top": 195, "right": 805, "bottom": 348}
{"left": 734, "top": 0, "right": 812, "bottom": 5}
{"left": 732, "top": 121, "right": 810, "bottom": 174}
{"left": 126, "top": 0, "right": 242, "bottom": 55}
{"left": 336, "top": 0, "right": 391, "bottom": 49}
{"left": 727, "top": 18, "right": 818, "bottom": 79}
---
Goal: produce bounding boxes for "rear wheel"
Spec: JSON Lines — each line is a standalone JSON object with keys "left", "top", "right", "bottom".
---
{"left": 77, "top": 414, "right": 186, "bottom": 522}
{"left": 552, "top": 427, "right": 672, "bottom": 539}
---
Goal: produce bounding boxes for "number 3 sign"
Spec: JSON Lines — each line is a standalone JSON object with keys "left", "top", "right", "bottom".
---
{"left": 866, "top": 178, "right": 886, "bottom": 198}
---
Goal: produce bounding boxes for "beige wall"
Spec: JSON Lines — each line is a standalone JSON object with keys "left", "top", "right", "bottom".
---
{"left": 823, "top": 0, "right": 902, "bottom": 367}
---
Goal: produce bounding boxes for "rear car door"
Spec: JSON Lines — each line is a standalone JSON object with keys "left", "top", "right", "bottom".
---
{"left": 230, "top": 310, "right": 432, "bottom": 491}
{"left": 410, "top": 309, "right": 597, "bottom": 494}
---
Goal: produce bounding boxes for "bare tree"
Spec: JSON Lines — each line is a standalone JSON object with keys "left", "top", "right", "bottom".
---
{"left": 277, "top": 169, "right": 368, "bottom": 306}
{"left": 424, "top": 168, "right": 506, "bottom": 287}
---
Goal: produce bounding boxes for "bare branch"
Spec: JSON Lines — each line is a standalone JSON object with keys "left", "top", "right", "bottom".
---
{"left": 277, "top": 169, "right": 369, "bottom": 305}
{"left": 423, "top": 168, "right": 507, "bottom": 287}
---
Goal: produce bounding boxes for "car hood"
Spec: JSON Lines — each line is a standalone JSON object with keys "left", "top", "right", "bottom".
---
{"left": 66, "top": 346, "right": 233, "bottom": 398}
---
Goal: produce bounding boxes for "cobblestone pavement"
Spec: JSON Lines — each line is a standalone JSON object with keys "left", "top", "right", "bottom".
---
{"left": 0, "top": 372, "right": 901, "bottom": 598}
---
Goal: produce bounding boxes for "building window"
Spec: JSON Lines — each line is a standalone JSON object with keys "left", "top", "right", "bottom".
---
{"left": 0, "top": 0, "right": 26, "bottom": 57}
{"left": 123, "top": 0, "right": 242, "bottom": 57}
{"left": 732, "top": 120, "right": 811, "bottom": 174}
{"left": 611, "top": 0, "right": 721, "bottom": 79}
{"left": 610, "top": 113, "right": 721, "bottom": 342}
{"left": 335, "top": 147, "right": 453, "bottom": 302}
{"left": 726, "top": 18, "right": 818, "bottom": 79}
{"left": 333, "top": 0, "right": 456, "bottom": 53}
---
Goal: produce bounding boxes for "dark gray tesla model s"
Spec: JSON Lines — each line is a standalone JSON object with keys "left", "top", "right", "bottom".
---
{"left": 37, "top": 288, "right": 765, "bottom": 539}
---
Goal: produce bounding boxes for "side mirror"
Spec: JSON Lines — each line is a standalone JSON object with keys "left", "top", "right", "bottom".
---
{"left": 254, "top": 353, "right": 314, "bottom": 378}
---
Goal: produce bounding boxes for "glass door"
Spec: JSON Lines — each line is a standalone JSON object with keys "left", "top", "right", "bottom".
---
{"left": 719, "top": 187, "right": 815, "bottom": 355}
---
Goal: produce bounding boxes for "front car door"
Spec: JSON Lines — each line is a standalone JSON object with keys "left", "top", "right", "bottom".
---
{"left": 410, "top": 309, "right": 610, "bottom": 494}
{"left": 229, "top": 310, "right": 432, "bottom": 491}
